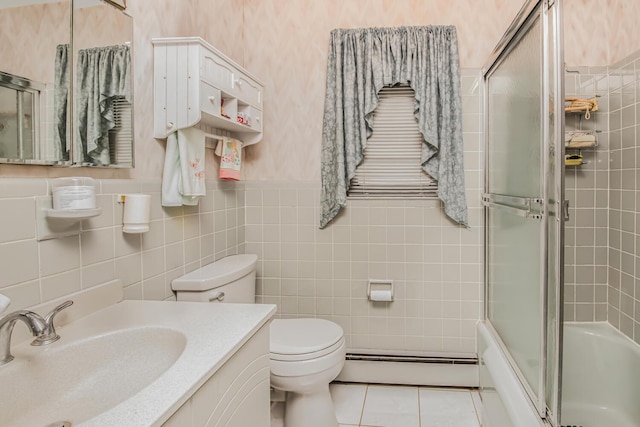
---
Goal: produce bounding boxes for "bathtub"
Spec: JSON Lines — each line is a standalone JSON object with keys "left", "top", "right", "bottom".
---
{"left": 561, "top": 322, "right": 640, "bottom": 427}
{"left": 477, "top": 322, "right": 545, "bottom": 427}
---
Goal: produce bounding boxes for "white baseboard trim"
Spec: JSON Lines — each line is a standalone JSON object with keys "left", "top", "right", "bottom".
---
{"left": 335, "top": 359, "right": 479, "bottom": 388}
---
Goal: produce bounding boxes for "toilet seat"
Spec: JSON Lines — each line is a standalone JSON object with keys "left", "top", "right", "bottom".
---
{"left": 270, "top": 318, "right": 344, "bottom": 362}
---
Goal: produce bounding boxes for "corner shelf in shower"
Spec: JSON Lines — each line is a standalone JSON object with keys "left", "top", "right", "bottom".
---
{"left": 564, "top": 95, "right": 600, "bottom": 119}
{"left": 565, "top": 130, "right": 599, "bottom": 150}
{"left": 565, "top": 154, "right": 586, "bottom": 166}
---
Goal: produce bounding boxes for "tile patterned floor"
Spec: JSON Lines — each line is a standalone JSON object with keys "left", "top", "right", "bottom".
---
{"left": 331, "top": 384, "right": 482, "bottom": 427}
{"left": 271, "top": 383, "right": 482, "bottom": 427}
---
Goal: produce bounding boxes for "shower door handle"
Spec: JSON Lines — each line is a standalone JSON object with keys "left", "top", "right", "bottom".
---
{"left": 563, "top": 200, "right": 570, "bottom": 222}
{"left": 481, "top": 193, "right": 543, "bottom": 220}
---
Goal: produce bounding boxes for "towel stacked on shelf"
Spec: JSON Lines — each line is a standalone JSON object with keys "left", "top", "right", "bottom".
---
{"left": 565, "top": 130, "right": 597, "bottom": 148}
{"left": 217, "top": 137, "right": 243, "bottom": 180}
{"left": 162, "top": 127, "right": 206, "bottom": 206}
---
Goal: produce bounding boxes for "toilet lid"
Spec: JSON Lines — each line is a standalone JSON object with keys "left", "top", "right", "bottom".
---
{"left": 270, "top": 318, "right": 344, "bottom": 361}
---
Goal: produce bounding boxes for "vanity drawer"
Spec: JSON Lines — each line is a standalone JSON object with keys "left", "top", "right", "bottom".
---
{"left": 199, "top": 81, "right": 221, "bottom": 117}
{"left": 200, "top": 47, "right": 234, "bottom": 93}
{"left": 233, "top": 74, "right": 263, "bottom": 108}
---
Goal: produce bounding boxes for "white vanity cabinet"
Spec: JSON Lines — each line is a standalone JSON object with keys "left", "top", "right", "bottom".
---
{"left": 152, "top": 37, "right": 264, "bottom": 146}
{"left": 162, "top": 324, "right": 271, "bottom": 427}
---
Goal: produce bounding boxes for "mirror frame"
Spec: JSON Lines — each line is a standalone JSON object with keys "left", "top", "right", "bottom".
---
{"left": 104, "top": 0, "right": 126, "bottom": 10}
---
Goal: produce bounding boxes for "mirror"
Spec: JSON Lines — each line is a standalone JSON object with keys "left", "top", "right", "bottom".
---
{"left": 72, "top": 0, "right": 134, "bottom": 167}
{"left": 0, "top": 0, "right": 133, "bottom": 167}
{"left": 0, "top": 0, "right": 71, "bottom": 164}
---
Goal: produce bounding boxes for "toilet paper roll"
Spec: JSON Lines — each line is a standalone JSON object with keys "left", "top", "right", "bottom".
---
{"left": 369, "top": 289, "right": 393, "bottom": 302}
{"left": 122, "top": 194, "right": 151, "bottom": 234}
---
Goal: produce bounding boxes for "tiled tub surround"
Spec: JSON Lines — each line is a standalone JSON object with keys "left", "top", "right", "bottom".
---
{"left": 0, "top": 178, "right": 245, "bottom": 310}
{"left": 564, "top": 48, "right": 640, "bottom": 345}
{"left": 607, "top": 50, "right": 640, "bottom": 343}
{"left": 564, "top": 66, "right": 610, "bottom": 322}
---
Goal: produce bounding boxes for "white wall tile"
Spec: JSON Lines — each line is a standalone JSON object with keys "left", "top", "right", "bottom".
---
{"left": 39, "top": 235, "right": 80, "bottom": 276}
{"left": 0, "top": 198, "right": 36, "bottom": 243}
{"left": 41, "top": 269, "right": 81, "bottom": 302}
{"left": 81, "top": 228, "right": 115, "bottom": 266}
{"left": 0, "top": 240, "right": 39, "bottom": 287}
{"left": 82, "top": 260, "right": 115, "bottom": 289}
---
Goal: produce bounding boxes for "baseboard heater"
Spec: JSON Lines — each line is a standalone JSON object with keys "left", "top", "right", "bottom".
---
{"left": 346, "top": 352, "right": 478, "bottom": 364}
{"left": 336, "top": 353, "right": 479, "bottom": 387}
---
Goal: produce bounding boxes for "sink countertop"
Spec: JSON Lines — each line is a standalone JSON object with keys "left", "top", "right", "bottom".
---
{"left": 7, "top": 300, "right": 276, "bottom": 427}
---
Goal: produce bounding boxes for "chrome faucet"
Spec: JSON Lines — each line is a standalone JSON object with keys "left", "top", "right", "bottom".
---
{"left": 0, "top": 300, "right": 73, "bottom": 366}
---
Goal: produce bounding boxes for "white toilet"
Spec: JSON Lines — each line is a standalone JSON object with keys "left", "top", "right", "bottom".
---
{"left": 172, "top": 254, "right": 346, "bottom": 427}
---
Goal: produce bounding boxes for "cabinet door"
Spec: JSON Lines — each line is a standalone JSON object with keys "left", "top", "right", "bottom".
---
{"left": 233, "top": 75, "right": 262, "bottom": 108}
{"left": 200, "top": 48, "right": 234, "bottom": 93}
{"left": 219, "top": 375, "right": 271, "bottom": 427}
{"left": 200, "top": 81, "right": 222, "bottom": 117}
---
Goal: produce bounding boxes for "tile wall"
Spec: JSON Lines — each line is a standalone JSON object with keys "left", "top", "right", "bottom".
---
{"left": 607, "top": 50, "right": 640, "bottom": 344}
{"left": 0, "top": 179, "right": 245, "bottom": 311}
{"left": 564, "top": 48, "right": 640, "bottom": 345}
{"left": 245, "top": 70, "right": 484, "bottom": 357}
{"left": 564, "top": 66, "right": 610, "bottom": 322}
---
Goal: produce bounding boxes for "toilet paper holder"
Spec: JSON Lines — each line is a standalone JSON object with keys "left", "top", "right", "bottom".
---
{"left": 367, "top": 279, "right": 394, "bottom": 302}
{"left": 118, "top": 193, "right": 151, "bottom": 234}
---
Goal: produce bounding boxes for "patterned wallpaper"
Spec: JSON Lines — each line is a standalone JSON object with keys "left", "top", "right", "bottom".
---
{"left": 240, "top": 0, "right": 523, "bottom": 181}
{"left": 1, "top": 0, "right": 639, "bottom": 180}
{"left": 564, "top": 0, "right": 640, "bottom": 66}
{"left": 0, "top": 2, "right": 70, "bottom": 84}
{"left": 0, "top": 0, "right": 522, "bottom": 179}
{"left": 0, "top": 0, "right": 244, "bottom": 179}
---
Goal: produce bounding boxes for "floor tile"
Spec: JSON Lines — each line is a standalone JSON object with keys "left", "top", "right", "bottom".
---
{"left": 470, "top": 390, "right": 482, "bottom": 422}
{"left": 419, "top": 388, "right": 480, "bottom": 427}
{"left": 361, "top": 385, "right": 420, "bottom": 427}
{"left": 331, "top": 383, "right": 368, "bottom": 425}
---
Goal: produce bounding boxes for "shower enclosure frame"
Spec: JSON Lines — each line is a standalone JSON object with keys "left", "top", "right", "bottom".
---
{"left": 481, "top": 0, "right": 565, "bottom": 425}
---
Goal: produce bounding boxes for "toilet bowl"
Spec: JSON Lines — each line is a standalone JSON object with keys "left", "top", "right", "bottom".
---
{"left": 172, "top": 254, "right": 345, "bottom": 427}
{"left": 270, "top": 318, "right": 346, "bottom": 427}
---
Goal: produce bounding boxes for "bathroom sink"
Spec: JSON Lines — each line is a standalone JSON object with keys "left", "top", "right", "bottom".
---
{"left": 0, "top": 326, "right": 186, "bottom": 426}
{"left": 0, "top": 292, "right": 275, "bottom": 427}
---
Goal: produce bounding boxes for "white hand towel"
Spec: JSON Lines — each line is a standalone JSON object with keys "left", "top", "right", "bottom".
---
{"left": 162, "top": 127, "right": 206, "bottom": 206}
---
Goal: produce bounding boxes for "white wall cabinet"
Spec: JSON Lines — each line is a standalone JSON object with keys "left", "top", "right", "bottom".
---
{"left": 153, "top": 37, "right": 264, "bottom": 146}
{"left": 162, "top": 324, "right": 271, "bottom": 427}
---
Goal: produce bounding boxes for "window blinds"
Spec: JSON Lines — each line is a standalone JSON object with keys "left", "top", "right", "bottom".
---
{"left": 107, "top": 97, "right": 133, "bottom": 167}
{"left": 348, "top": 85, "right": 438, "bottom": 198}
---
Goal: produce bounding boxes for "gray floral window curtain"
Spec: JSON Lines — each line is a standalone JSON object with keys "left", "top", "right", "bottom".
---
{"left": 320, "top": 26, "right": 467, "bottom": 228}
{"left": 75, "top": 44, "right": 131, "bottom": 165}
{"left": 54, "top": 44, "right": 70, "bottom": 160}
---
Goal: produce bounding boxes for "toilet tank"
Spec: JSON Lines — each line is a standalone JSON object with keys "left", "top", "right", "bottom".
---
{"left": 171, "top": 254, "right": 258, "bottom": 303}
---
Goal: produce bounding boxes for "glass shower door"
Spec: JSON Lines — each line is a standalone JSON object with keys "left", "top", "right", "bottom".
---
{"left": 483, "top": 0, "right": 564, "bottom": 422}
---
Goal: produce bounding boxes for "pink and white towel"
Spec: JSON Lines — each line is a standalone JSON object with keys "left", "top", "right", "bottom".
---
{"left": 218, "top": 137, "right": 242, "bottom": 180}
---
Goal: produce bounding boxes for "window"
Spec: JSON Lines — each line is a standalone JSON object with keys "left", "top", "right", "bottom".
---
{"left": 348, "top": 85, "right": 438, "bottom": 199}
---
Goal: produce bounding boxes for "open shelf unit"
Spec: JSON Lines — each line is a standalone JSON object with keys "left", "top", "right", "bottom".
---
{"left": 153, "top": 37, "right": 264, "bottom": 146}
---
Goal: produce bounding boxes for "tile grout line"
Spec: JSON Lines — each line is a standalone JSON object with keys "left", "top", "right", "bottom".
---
{"left": 358, "top": 385, "right": 369, "bottom": 427}
{"left": 469, "top": 389, "right": 482, "bottom": 426}
{"left": 417, "top": 387, "right": 423, "bottom": 427}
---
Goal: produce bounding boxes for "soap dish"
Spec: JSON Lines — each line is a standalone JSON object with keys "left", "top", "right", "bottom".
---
{"left": 44, "top": 208, "right": 102, "bottom": 219}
